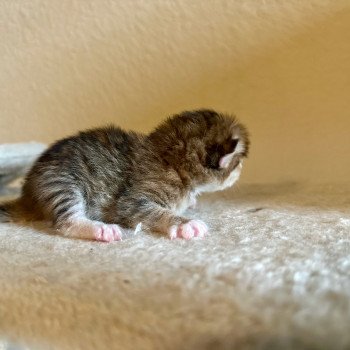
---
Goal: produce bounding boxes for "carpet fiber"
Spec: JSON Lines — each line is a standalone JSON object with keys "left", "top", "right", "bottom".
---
{"left": 0, "top": 183, "right": 349, "bottom": 350}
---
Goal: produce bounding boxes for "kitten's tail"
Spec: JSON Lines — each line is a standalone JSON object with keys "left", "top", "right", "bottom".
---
{"left": 0, "top": 197, "right": 43, "bottom": 222}
{"left": 0, "top": 199, "right": 29, "bottom": 222}
{"left": 0, "top": 200, "right": 18, "bottom": 222}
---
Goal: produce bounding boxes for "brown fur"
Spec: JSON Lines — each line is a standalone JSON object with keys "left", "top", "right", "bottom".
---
{"left": 0, "top": 109, "right": 250, "bottom": 239}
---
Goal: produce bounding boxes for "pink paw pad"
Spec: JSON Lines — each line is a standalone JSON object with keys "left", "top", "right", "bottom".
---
{"left": 94, "top": 224, "right": 123, "bottom": 242}
{"left": 169, "top": 220, "right": 208, "bottom": 240}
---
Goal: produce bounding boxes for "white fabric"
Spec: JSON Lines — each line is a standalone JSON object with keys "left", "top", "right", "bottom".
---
{"left": 0, "top": 143, "right": 46, "bottom": 193}
{"left": 0, "top": 183, "right": 349, "bottom": 349}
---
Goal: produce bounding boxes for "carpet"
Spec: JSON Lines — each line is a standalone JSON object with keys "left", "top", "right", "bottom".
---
{"left": 0, "top": 181, "right": 349, "bottom": 350}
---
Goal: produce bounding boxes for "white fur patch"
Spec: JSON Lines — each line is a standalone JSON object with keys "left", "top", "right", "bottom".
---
{"left": 173, "top": 192, "right": 196, "bottom": 215}
{"left": 196, "top": 163, "right": 242, "bottom": 194}
{"left": 233, "top": 140, "right": 246, "bottom": 154}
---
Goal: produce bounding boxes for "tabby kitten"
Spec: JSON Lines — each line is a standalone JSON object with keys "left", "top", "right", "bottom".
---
{"left": 0, "top": 109, "right": 250, "bottom": 242}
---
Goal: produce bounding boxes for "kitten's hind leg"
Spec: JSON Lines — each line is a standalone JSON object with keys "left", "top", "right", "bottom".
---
{"left": 60, "top": 219, "right": 123, "bottom": 242}
{"left": 39, "top": 187, "right": 122, "bottom": 242}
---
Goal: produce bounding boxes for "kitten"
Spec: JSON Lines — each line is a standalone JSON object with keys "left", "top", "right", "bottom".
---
{"left": 0, "top": 109, "right": 250, "bottom": 242}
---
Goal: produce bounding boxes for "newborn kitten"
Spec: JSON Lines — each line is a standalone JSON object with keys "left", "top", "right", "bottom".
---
{"left": 0, "top": 109, "right": 250, "bottom": 242}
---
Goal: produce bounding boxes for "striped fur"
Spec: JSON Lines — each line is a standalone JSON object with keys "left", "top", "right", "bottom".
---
{"left": 0, "top": 109, "right": 250, "bottom": 240}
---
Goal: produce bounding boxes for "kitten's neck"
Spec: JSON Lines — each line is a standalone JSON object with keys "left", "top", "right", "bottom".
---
{"left": 141, "top": 137, "right": 197, "bottom": 191}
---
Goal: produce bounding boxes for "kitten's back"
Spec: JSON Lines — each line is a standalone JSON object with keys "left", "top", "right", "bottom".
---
{"left": 1, "top": 126, "right": 145, "bottom": 223}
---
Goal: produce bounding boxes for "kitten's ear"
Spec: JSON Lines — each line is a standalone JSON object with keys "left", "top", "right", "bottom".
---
{"left": 219, "top": 153, "right": 234, "bottom": 169}
{"left": 206, "top": 138, "right": 239, "bottom": 169}
{"left": 219, "top": 138, "right": 239, "bottom": 169}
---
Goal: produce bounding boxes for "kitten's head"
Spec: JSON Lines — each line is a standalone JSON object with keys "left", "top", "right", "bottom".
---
{"left": 148, "top": 109, "right": 250, "bottom": 192}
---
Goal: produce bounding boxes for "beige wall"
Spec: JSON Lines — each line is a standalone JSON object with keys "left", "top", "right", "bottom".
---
{"left": 1, "top": 0, "right": 349, "bottom": 183}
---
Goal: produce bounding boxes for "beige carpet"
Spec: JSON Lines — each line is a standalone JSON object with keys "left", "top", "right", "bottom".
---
{"left": 0, "top": 183, "right": 349, "bottom": 350}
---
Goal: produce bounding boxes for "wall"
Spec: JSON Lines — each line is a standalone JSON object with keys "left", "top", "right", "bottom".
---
{"left": 1, "top": 0, "right": 349, "bottom": 183}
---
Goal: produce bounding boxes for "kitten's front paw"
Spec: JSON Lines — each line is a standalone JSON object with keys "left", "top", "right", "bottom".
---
{"left": 168, "top": 220, "right": 208, "bottom": 240}
{"left": 94, "top": 223, "right": 123, "bottom": 242}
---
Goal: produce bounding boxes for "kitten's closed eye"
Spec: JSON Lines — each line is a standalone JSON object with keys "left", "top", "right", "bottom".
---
{"left": 206, "top": 138, "right": 239, "bottom": 170}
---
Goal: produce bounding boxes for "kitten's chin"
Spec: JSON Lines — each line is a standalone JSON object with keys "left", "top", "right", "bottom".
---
{"left": 222, "top": 165, "right": 241, "bottom": 189}
{"left": 196, "top": 166, "right": 242, "bottom": 194}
